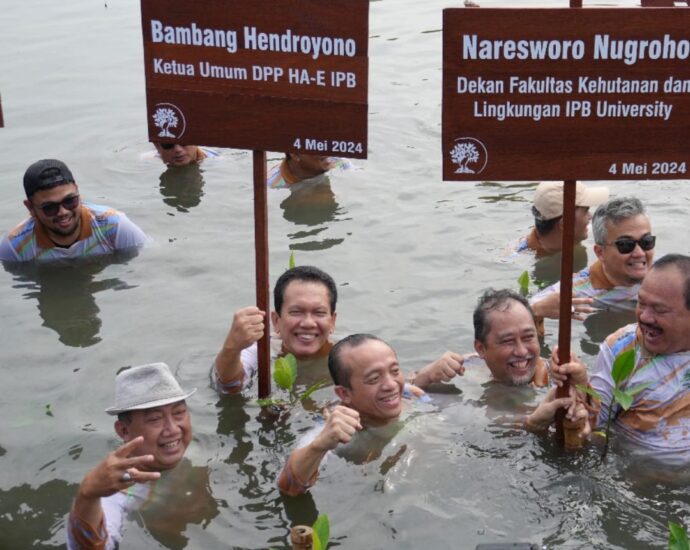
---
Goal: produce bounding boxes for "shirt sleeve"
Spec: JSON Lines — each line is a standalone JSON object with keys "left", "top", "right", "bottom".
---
{"left": 211, "top": 343, "right": 258, "bottom": 395}
{"left": 0, "top": 234, "right": 19, "bottom": 261}
{"left": 113, "top": 212, "right": 149, "bottom": 250}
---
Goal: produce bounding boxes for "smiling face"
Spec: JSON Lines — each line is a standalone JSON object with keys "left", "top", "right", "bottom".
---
{"left": 155, "top": 144, "right": 199, "bottom": 167}
{"left": 116, "top": 400, "right": 192, "bottom": 471}
{"left": 271, "top": 280, "right": 336, "bottom": 359}
{"left": 24, "top": 183, "right": 82, "bottom": 245}
{"left": 335, "top": 339, "right": 404, "bottom": 427}
{"left": 594, "top": 214, "right": 653, "bottom": 287}
{"left": 474, "top": 300, "right": 540, "bottom": 386}
{"left": 637, "top": 267, "right": 690, "bottom": 356}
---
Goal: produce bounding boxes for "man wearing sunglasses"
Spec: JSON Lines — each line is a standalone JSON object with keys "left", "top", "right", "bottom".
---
{"left": 154, "top": 143, "right": 217, "bottom": 167}
{"left": 530, "top": 197, "right": 654, "bottom": 325}
{"left": 0, "top": 159, "right": 147, "bottom": 262}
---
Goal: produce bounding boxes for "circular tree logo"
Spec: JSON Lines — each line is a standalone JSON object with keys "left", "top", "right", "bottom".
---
{"left": 450, "top": 137, "right": 488, "bottom": 174}
{"left": 152, "top": 103, "right": 186, "bottom": 139}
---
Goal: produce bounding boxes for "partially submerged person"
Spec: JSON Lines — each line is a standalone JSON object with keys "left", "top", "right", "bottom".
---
{"left": 514, "top": 181, "right": 608, "bottom": 258}
{"left": 267, "top": 152, "right": 352, "bottom": 189}
{"left": 0, "top": 159, "right": 147, "bottom": 263}
{"left": 67, "top": 363, "right": 211, "bottom": 549}
{"left": 153, "top": 143, "right": 217, "bottom": 167}
{"left": 582, "top": 254, "right": 690, "bottom": 461}
{"left": 212, "top": 265, "right": 338, "bottom": 395}
{"left": 530, "top": 197, "right": 655, "bottom": 323}
{"left": 277, "top": 334, "right": 430, "bottom": 496}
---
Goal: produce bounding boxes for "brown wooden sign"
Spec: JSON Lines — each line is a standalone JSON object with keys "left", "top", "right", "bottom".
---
{"left": 443, "top": 8, "right": 690, "bottom": 181}
{"left": 141, "top": 0, "right": 368, "bottom": 158}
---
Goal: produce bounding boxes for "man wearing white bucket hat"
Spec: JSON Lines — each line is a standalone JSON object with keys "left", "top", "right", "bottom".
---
{"left": 67, "top": 362, "right": 196, "bottom": 549}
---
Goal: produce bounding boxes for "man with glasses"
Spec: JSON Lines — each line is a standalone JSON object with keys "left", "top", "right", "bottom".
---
{"left": 0, "top": 159, "right": 147, "bottom": 262}
{"left": 530, "top": 197, "right": 655, "bottom": 323}
{"left": 154, "top": 143, "right": 217, "bottom": 167}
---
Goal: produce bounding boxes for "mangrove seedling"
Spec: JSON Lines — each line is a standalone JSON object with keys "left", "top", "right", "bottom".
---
{"left": 257, "top": 353, "right": 327, "bottom": 409}
{"left": 576, "top": 348, "right": 651, "bottom": 459}
{"left": 517, "top": 270, "right": 530, "bottom": 295}
{"left": 312, "top": 514, "right": 330, "bottom": 550}
{"left": 669, "top": 521, "right": 690, "bottom": 550}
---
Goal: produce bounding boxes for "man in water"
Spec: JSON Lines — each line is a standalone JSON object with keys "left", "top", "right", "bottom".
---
{"left": 580, "top": 254, "right": 690, "bottom": 459}
{"left": 277, "top": 333, "right": 584, "bottom": 495}
{"left": 267, "top": 152, "right": 351, "bottom": 189}
{"left": 0, "top": 159, "right": 147, "bottom": 262}
{"left": 154, "top": 143, "right": 216, "bottom": 167}
{"left": 530, "top": 197, "right": 655, "bottom": 323}
{"left": 514, "top": 181, "right": 608, "bottom": 258}
{"left": 67, "top": 363, "right": 197, "bottom": 548}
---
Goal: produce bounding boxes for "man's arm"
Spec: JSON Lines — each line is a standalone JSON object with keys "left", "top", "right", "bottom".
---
{"left": 524, "top": 386, "right": 590, "bottom": 441}
{"left": 214, "top": 307, "right": 265, "bottom": 391}
{"left": 411, "top": 351, "right": 465, "bottom": 390}
{"left": 69, "top": 437, "right": 160, "bottom": 548}
{"left": 278, "top": 406, "right": 362, "bottom": 496}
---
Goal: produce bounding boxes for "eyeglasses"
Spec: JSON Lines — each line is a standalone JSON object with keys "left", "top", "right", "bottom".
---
{"left": 38, "top": 194, "right": 80, "bottom": 217}
{"left": 609, "top": 234, "right": 656, "bottom": 254}
{"left": 159, "top": 143, "right": 184, "bottom": 150}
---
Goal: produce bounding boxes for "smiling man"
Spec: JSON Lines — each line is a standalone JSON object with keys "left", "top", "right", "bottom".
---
{"left": 586, "top": 254, "right": 690, "bottom": 460}
{"left": 154, "top": 143, "right": 217, "bottom": 167}
{"left": 0, "top": 159, "right": 147, "bottom": 262}
{"left": 530, "top": 197, "right": 655, "bottom": 323}
{"left": 67, "top": 363, "right": 196, "bottom": 549}
{"left": 212, "top": 265, "right": 338, "bottom": 394}
{"left": 277, "top": 334, "right": 430, "bottom": 496}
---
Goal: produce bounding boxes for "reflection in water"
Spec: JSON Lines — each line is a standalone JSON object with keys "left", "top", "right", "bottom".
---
{"left": 159, "top": 164, "right": 205, "bottom": 213}
{"left": 532, "top": 243, "right": 589, "bottom": 287}
{"left": 580, "top": 309, "right": 637, "bottom": 356}
{"left": 0, "top": 479, "right": 77, "bottom": 550}
{"left": 281, "top": 177, "right": 346, "bottom": 251}
{"left": 3, "top": 252, "right": 137, "bottom": 348}
{"left": 138, "top": 460, "right": 220, "bottom": 550}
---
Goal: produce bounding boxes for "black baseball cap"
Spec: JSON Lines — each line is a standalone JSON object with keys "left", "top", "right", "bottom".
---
{"left": 23, "top": 159, "right": 75, "bottom": 198}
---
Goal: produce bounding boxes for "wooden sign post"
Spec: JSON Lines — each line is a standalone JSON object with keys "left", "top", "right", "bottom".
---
{"left": 443, "top": 6, "right": 690, "bottom": 443}
{"left": 140, "top": 0, "right": 369, "bottom": 397}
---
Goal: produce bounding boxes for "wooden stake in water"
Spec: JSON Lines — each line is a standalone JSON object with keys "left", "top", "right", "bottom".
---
{"left": 291, "top": 525, "right": 314, "bottom": 549}
{"left": 253, "top": 151, "right": 271, "bottom": 399}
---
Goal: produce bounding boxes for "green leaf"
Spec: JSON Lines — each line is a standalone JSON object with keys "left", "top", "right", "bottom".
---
{"left": 592, "top": 430, "right": 607, "bottom": 440}
{"left": 626, "top": 381, "right": 652, "bottom": 397}
{"left": 668, "top": 521, "right": 690, "bottom": 550}
{"left": 273, "top": 354, "right": 297, "bottom": 391}
{"left": 576, "top": 384, "right": 603, "bottom": 402}
{"left": 613, "top": 388, "right": 633, "bottom": 410}
{"left": 312, "top": 514, "right": 330, "bottom": 550}
{"left": 256, "top": 397, "right": 285, "bottom": 407}
{"left": 517, "top": 270, "right": 530, "bottom": 294}
{"left": 289, "top": 251, "right": 296, "bottom": 270}
{"left": 300, "top": 379, "right": 328, "bottom": 403}
{"left": 611, "top": 348, "right": 636, "bottom": 385}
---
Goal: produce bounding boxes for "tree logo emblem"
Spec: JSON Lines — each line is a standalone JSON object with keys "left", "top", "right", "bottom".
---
{"left": 152, "top": 103, "right": 186, "bottom": 139}
{"left": 450, "top": 137, "right": 488, "bottom": 174}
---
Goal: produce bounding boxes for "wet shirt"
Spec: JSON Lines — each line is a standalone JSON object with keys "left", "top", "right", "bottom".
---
{"left": 591, "top": 323, "right": 690, "bottom": 462}
{"left": 530, "top": 260, "right": 639, "bottom": 312}
{"left": 510, "top": 228, "right": 550, "bottom": 258}
{"left": 0, "top": 203, "right": 147, "bottom": 263}
{"left": 267, "top": 157, "right": 352, "bottom": 189}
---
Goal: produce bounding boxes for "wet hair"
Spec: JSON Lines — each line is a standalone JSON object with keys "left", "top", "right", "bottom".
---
{"left": 532, "top": 206, "right": 561, "bottom": 236}
{"left": 652, "top": 254, "right": 690, "bottom": 310}
{"left": 273, "top": 265, "right": 337, "bottom": 315}
{"left": 328, "top": 333, "right": 387, "bottom": 388}
{"left": 473, "top": 289, "right": 535, "bottom": 343}
{"left": 592, "top": 197, "right": 646, "bottom": 245}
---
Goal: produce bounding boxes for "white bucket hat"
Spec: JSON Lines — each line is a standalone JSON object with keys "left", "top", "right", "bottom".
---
{"left": 105, "top": 362, "right": 196, "bottom": 415}
{"left": 533, "top": 181, "right": 609, "bottom": 221}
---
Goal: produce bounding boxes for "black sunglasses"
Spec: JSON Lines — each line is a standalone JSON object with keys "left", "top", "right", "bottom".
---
{"left": 160, "top": 143, "right": 185, "bottom": 150}
{"left": 38, "top": 194, "right": 80, "bottom": 217}
{"left": 609, "top": 234, "right": 656, "bottom": 254}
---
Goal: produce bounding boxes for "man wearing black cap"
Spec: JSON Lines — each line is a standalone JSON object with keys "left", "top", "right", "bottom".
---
{"left": 0, "top": 159, "right": 147, "bottom": 262}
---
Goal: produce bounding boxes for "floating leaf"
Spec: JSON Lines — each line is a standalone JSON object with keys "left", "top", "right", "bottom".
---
{"left": 273, "top": 354, "right": 297, "bottom": 391}
{"left": 289, "top": 251, "right": 296, "bottom": 270}
{"left": 312, "top": 514, "right": 330, "bottom": 550}
{"left": 668, "top": 521, "right": 690, "bottom": 550}
{"left": 613, "top": 388, "right": 633, "bottom": 411}
{"left": 517, "top": 270, "right": 530, "bottom": 295}
{"left": 611, "top": 348, "right": 636, "bottom": 385}
{"left": 576, "top": 384, "right": 603, "bottom": 402}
